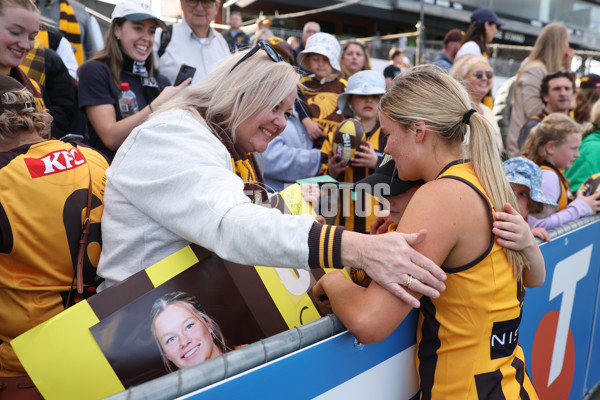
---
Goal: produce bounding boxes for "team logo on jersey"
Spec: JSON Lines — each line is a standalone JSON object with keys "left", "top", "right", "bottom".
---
{"left": 490, "top": 313, "right": 521, "bottom": 359}
{"left": 24, "top": 148, "right": 87, "bottom": 178}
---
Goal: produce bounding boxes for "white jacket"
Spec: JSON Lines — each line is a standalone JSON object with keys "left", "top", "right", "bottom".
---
{"left": 97, "top": 109, "right": 321, "bottom": 289}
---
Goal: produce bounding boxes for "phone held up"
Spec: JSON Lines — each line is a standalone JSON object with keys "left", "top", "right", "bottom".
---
{"left": 174, "top": 64, "right": 196, "bottom": 86}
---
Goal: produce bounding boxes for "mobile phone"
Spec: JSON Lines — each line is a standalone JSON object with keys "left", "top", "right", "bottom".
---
{"left": 174, "top": 64, "right": 196, "bottom": 85}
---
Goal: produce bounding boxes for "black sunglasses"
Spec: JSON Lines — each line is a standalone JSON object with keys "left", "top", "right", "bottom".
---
{"left": 474, "top": 70, "right": 493, "bottom": 80}
{"left": 230, "top": 41, "right": 283, "bottom": 72}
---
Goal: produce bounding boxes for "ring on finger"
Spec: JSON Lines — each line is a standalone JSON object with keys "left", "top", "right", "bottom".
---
{"left": 405, "top": 274, "right": 413, "bottom": 289}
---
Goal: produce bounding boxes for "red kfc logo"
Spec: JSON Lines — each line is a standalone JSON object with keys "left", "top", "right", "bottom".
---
{"left": 24, "top": 148, "right": 87, "bottom": 178}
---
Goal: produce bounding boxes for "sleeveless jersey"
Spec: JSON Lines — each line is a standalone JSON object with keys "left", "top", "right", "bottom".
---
{"left": 322, "top": 123, "right": 386, "bottom": 233}
{"left": 540, "top": 163, "right": 572, "bottom": 211}
{"left": 416, "top": 160, "right": 538, "bottom": 399}
{"left": 0, "top": 140, "right": 108, "bottom": 376}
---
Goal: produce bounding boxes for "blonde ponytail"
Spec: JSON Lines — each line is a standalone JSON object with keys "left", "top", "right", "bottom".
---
{"left": 380, "top": 66, "right": 529, "bottom": 277}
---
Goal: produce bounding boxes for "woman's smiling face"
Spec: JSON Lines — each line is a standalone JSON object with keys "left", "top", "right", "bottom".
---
{"left": 154, "top": 303, "right": 218, "bottom": 369}
{"left": 114, "top": 19, "right": 157, "bottom": 63}
{"left": 235, "top": 88, "right": 296, "bottom": 153}
{"left": 0, "top": 7, "right": 39, "bottom": 74}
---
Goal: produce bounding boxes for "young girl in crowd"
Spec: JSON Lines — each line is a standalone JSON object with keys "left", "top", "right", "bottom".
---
{"left": 566, "top": 99, "right": 600, "bottom": 192}
{"left": 313, "top": 66, "right": 543, "bottom": 398}
{"left": 503, "top": 157, "right": 558, "bottom": 241}
{"left": 322, "top": 70, "right": 387, "bottom": 233}
{"left": 522, "top": 113, "right": 600, "bottom": 230}
{"left": 78, "top": 0, "right": 187, "bottom": 159}
{"left": 298, "top": 32, "right": 347, "bottom": 148}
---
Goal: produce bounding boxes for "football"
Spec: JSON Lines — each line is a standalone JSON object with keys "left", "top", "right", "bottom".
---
{"left": 331, "top": 118, "right": 366, "bottom": 167}
{"left": 582, "top": 173, "right": 600, "bottom": 196}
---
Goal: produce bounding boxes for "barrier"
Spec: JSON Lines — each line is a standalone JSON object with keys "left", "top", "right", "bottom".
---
{"left": 104, "top": 214, "right": 600, "bottom": 400}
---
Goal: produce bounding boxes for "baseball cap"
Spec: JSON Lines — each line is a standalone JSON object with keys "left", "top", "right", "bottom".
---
{"left": 579, "top": 74, "right": 600, "bottom": 89}
{"left": 112, "top": 0, "right": 166, "bottom": 29}
{"left": 503, "top": 157, "right": 558, "bottom": 218}
{"left": 356, "top": 155, "right": 424, "bottom": 198}
{"left": 471, "top": 8, "right": 505, "bottom": 27}
{"left": 0, "top": 75, "right": 33, "bottom": 114}
{"left": 298, "top": 32, "right": 341, "bottom": 72}
{"left": 337, "top": 70, "right": 386, "bottom": 117}
{"left": 443, "top": 29, "right": 464, "bottom": 44}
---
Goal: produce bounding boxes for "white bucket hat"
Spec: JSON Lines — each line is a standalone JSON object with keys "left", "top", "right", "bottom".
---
{"left": 112, "top": 0, "right": 166, "bottom": 29}
{"left": 298, "top": 32, "right": 341, "bottom": 72}
{"left": 337, "top": 70, "right": 386, "bottom": 116}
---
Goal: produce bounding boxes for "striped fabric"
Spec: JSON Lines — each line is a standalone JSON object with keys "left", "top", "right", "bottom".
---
{"left": 20, "top": 41, "right": 47, "bottom": 87}
{"left": 59, "top": 0, "right": 83, "bottom": 65}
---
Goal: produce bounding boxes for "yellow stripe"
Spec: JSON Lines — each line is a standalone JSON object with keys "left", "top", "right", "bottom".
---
{"left": 327, "top": 227, "right": 335, "bottom": 269}
{"left": 146, "top": 246, "right": 199, "bottom": 287}
{"left": 319, "top": 226, "right": 327, "bottom": 268}
{"left": 11, "top": 300, "right": 125, "bottom": 399}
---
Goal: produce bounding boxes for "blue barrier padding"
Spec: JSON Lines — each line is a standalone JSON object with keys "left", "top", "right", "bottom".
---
{"left": 184, "top": 311, "right": 418, "bottom": 399}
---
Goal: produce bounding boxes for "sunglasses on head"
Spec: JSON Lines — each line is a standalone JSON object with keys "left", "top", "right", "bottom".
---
{"left": 230, "top": 41, "right": 283, "bottom": 72}
{"left": 474, "top": 70, "right": 493, "bottom": 79}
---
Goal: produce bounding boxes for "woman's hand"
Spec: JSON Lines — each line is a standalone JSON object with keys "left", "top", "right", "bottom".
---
{"left": 327, "top": 150, "right": 349, "bottom": 179}
{"left": 564, "top": 48, "right": 575, "bottom": 71}
{"left": 300, "top": 183, "right": 321, "bottom": 214}
{"left": 302, "top": 118, "right": 325, "bottom": 140}
{"left": 351, "top": 142, "right": 378, "bottom": 169}
{"left": 341, "top": 229, "right": 446, "bottom": 308}
{"left": 576, "top": 186, "right": 600, "bottom": 214}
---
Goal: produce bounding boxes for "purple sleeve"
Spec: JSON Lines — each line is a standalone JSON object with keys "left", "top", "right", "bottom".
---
{"left": 528, "top": 169, "right": 593, "bottom": 230}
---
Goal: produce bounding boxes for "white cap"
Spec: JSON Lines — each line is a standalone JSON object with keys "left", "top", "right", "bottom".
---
{"left": 112, "top": 0, "right": 166, "bottom": 29}
{"left": 298, "top": 32, "right": 341, "bottom": 72}
{"left": 337, "top": 70, "right": 386, "bottom": 117}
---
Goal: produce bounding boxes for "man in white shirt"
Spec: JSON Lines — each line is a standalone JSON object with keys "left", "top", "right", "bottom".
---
{"left": 153, "top": 0, "right": 230, "bottom": 85}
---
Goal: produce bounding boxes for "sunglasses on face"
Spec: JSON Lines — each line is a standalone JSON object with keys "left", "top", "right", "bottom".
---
{"left": 473, "top": 70, "right": 493, "bottom": 80}
{"left": 230, "top": 41, "right": 283, "bottom": 72}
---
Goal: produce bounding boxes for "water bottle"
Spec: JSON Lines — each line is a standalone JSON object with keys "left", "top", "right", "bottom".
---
{"left": 118, "top": 82, "right": 139, "bottom": 117}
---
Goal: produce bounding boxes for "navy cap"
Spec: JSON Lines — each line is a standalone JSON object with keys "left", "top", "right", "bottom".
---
{"left": 471, "top": 8, "right": 505, "bottom": 27}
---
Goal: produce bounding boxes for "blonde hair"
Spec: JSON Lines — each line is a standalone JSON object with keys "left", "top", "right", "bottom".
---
{"left": 379, "top": 66, "right": 529, "bottom": 276}
{"left": 516, "top": 23, "right": 568, "bottom": 85}
{"left": 582, "top": 99, "right": 600, "bottom": 139}
{"left": 449, "top": 54, "right": 490, "bottom": 81}
{"left": 522, "top": 113, "right": 583, "bottom": 165}
{"left": 0, "top": 88, "right": 52, "bottom": 140}
{"left": 0, "top": 0, "right": 38, "bottom": 16}
{"left": 339, "top": 41, "right": 372, "bottom": 80}
{"left": 157, "top": 50, "right": 299, "bottom": 143}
